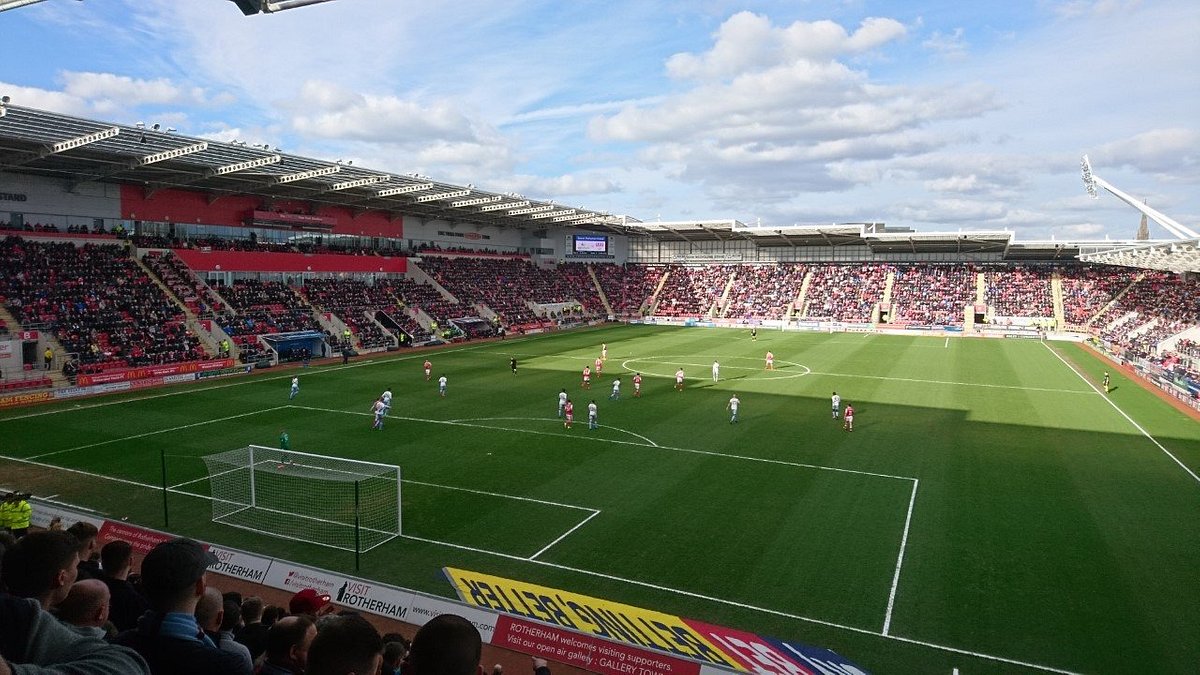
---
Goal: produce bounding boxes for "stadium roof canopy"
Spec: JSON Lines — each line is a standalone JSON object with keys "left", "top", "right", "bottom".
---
{"left": 0, "top": 104, "right": 632, "bottom": 234}
{"left": 1078, "top": 240, "right": 1200, "bottom": 273}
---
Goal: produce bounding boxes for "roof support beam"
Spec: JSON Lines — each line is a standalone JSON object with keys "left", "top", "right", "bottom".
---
{"left": 480, "top": 200, "right": 527, "bottom": 212}
{"left": 416, "top": 189, "right": 471, "bottom": 203}
{"left": 508, "top": 204, "right": 554, "bottom": 216}
{"left": 376, "top": 183, "right": 433, "bottom": 197}
{"left": 136, "top": 142, "right": 208, "bottom": 166}
{"left": 274, "top": 165, "right": 340, "bottom": 184}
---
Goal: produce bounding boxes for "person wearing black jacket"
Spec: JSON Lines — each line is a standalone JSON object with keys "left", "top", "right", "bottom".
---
{"left": 98, "top": 540, "right": 150, "bottom": 632}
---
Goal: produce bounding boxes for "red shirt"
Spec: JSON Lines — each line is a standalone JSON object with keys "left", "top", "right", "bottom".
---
{"left": 845, "top": 406, "right": 854, "bottom": 417}
{"left": 424, "top": 361, "right": 431, "bottom": 369}
{"left": 633, "top": 375, "right": 642, "bottom": 385}
{"left": 564, "top": 402, "right": 574, "bottom": 416}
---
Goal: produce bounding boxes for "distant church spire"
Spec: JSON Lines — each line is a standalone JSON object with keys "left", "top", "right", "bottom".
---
{"left": 1135, "top": 200, "right": 1150, "bottom": 240}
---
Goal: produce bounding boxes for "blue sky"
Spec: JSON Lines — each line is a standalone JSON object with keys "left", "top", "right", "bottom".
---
{"left": 1, "top": 0, "right": 1197, "bottom": 240}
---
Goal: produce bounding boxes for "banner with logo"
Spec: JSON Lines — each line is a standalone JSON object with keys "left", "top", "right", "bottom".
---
{"left": 491, "top": 615, "right": 701, "bottom": 675}
{"left": 445, "top": 567, "right": 867, "bottom": 674}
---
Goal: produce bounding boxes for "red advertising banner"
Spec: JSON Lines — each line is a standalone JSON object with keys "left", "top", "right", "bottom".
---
{"left": 681, "top": 619, "right": 865, "bottom": 675}
{"left": 98, "top": 519, "right": 176, "bottom": 556}
{"left": 493, "top": 616, "right": 701, "bottom": 675}
{"left": 76, "top": 358, "right": 235, "bottom": 386}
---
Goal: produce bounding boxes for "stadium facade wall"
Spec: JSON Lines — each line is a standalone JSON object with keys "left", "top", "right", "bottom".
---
{"left": 119, "top": 185, "right": 403, "bottom": 238}
{"left": 0, "top": 173, "right": 122, "bottom": 226}
{"left": 172, "top": 248, "right": 407, "bottom": 274}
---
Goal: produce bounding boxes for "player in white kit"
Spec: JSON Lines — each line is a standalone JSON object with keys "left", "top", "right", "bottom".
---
{"left": 558, "top": 389, "right": 569, "bottom": 417}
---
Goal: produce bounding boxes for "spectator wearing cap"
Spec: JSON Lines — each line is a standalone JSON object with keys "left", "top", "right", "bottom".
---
{"left": 260, "top": 615, "right": 316, "bottom": 675}
{"left": 0, "top": 530, "right": 79, "bottom": 609}
{"left": 289, "top": 587, "right": 334, "bottom": 617}
{"left": 113, "top": 537, "right": 252, "bottom": 675}
{"left": 99, "top": 538, "right": 150, "bottom": 632}
{"left": 307, "top": 613, "right": 384, "bottom": 675}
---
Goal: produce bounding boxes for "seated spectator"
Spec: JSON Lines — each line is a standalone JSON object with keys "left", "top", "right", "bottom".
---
{"left": 306, "top": 613, "right": 383, "bottom": 675}
{"left": 195, "top": 587, "right": 253, "bottom": 673}
{"left": 0, "top": 530, "right": 79, "bottom": 609}
{"left": 52, "top": 578, "right": 112, "bottom": 638}
{"left": 402, "top": 614, "right": 482, "bottom": 675}
{"left": 99, "top": 539, "right": 150, "bottom": 632}
{"left": 113, "top": 537, "right": 252, "bottom": 675}
{"left": 259, "top": 614, "right": 316, "bottom": 675}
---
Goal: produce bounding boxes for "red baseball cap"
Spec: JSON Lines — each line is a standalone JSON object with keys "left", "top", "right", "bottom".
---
{"left": 289, "top": 588, "right": 331, "bottom": 615}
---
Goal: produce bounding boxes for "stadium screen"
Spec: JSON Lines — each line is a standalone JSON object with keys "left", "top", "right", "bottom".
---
{"left": 571, "top": 234, "right": 608, "bottom": 255}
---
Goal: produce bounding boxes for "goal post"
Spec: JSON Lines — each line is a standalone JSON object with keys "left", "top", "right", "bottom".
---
{"left": 201, "top": 445, "right": 401, "bottom": 556}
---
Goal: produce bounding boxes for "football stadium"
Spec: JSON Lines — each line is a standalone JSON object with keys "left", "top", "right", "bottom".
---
{"left": 0, "top": 2, "right": 1197, "bottom": 675}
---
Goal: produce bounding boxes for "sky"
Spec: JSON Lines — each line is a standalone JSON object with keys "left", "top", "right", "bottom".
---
{"left": 1, "top": 0, "right": 1197, "bottom": 241}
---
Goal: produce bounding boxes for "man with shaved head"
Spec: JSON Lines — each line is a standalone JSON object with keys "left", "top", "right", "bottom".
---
{"left": 259, "top": 615, "right": 316, "bottom": 675}
{"left": 195, "top": 587, "right": 254, "bottom": 672}
{"left": 53, "top": 578, "right": 111, "bottom": 637}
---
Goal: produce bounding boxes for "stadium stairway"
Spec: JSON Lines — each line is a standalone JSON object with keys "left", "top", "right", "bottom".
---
{"left": 585, "top": 264, "right": 615, "bottom": 317}
{"left": 133, "top": 253, "right": 217, "bottom": 358}
{"left": 1086, "top": 272, "right": 1145, "bottom": 328}
{"left": 1051, "top": 272, "right": 1066, "bottom": 330}
{"left": 794, "top": 270, "right": 814, "bottom": 319}
{"left": 646, "top": 267, "right": 671, "bottom": 315}
{"left": 882, "top": 269, "right": 895, "bottom": 306}
{"left": 716, "top": 268, "right": 737, "bottom": 318}
{"left": 975, "top": 270, "right": 987, "bottom": 304}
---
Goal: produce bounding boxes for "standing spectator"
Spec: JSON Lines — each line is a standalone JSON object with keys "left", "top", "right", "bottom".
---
{"left": 99, "top": 539, "right": 151, "bottom": 632}
{"left": 113, "top": 537, "right": 252, "bottom": 675}
{"left": 306, "top": 613, "right": 383, "bottom": 675}
{"left": 259, "top": 615, "right": 316, "bottom": 675}
{"left": 8, "top": 493, "right": 30, "bottom": 538}
{"left": 0, "top": 493, "right": 13, "bottom": 535}
{"left": 43, "top": 346, "right": 53, "bottom": 370}
{"left": 0, "top": 530, "right": 79, "bottom": 609}
{"left": 235, "top": 596, "right": 270, "bottom": 662}
{"left": 66, "top": 521, "right": 102, "bottom": 580}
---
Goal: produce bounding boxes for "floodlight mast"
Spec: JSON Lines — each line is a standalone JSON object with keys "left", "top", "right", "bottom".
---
{"left": 1081, "top": 155, "right": 1198, "bottom": 239}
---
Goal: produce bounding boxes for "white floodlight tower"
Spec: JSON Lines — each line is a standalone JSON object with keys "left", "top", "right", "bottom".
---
{"left": 1081, "top": 155, "right": 1198, "bottom": 239}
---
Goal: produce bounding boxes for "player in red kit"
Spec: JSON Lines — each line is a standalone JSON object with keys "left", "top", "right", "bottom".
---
{"left": 423, "top": 359, "right": 432, "bottom": 381}
{"left": 632, "top": 373, "right": 642, "bottom": 397}
{"left": 594, "top": 357, "right": 603, "bottom": 376}
{"left": 843, "top": 404, "right": 854, "bottom": 432}
{"left": 765, "top": 351, "right": 775, "bottom": 370}
{"left": 564, "top": 400, "right": 574, "bottom": 429}
{"left": 582, "top": 366, "right": 591, "bottom": 389}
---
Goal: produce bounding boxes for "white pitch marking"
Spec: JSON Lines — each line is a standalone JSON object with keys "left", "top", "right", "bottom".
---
{"left": 528, "top": 509, "right": 602, "bottom": 560}
{"left": 882, "top": 479, "right": 919, "bottom": 635}
{"left": 402, "top": 478, "right": 597, "bottom": 512}
{"left": 27, "top": 406, "right": 289, "bottom": 460}
{"left": 945, "top": 337, "right": 950, "bottom": 348}
{"left": 288, "top": 404, "right": 913, "bottom": 482}
{"left": 1042, "top": 342, "right": 1200, "bottom": 486}
{"left": 0, "top": 332, "right": 564, "bottom": 423}
{"left": 451, "top": 416, "right": 660, "bottom": 448}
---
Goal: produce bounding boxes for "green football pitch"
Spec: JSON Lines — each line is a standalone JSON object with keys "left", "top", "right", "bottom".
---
{"left": 2, "top": 325, "right": 1198, "bottom": 674}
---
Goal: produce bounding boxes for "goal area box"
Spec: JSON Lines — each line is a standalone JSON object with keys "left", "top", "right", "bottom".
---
{"left": 201, "top": 445, "right": 401, "bottom": 554}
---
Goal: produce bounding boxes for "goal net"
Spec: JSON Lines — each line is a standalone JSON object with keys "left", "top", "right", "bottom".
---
{"left": 201, "top": 445, "right": 401, "bottom": 553}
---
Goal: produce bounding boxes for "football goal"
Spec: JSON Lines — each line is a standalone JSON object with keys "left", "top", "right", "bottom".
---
{"left": 201, "top": 446, "right": 401, "bottom": 555}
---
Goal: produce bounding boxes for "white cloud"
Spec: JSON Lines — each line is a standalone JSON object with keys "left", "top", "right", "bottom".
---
{"left": 1052, "top": 0, "right": 1143, "bottom": 19}
{"left": 922, "top": 28, "right": 969, "bottom": 60}
{"left": 1093, "top": 128, "right": 1200, "bottom": 180}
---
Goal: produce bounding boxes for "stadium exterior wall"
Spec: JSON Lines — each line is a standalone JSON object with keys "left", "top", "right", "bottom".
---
{"left": 0, "top": 172, "right": 122, "bottom": 227}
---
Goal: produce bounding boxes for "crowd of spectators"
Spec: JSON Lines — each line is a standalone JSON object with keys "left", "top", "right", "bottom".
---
{"left": 889, "top": 264, "right": 978, "bottom": 326}
{"left": 1, "top": 221, "right": 127, "bottom": 236}
{"left": 1093, "top": 272, "right": 1200, "bottom": 354}
{"left": 2, "top": 511, "right": 477, "bottom": 675}
{"left": 556, "top": 262, "right": 607, "bottom": 316}
{"left": 801, "top": 264, "right": 889, "bottom": 322}
{"left": 1059, "top": 265, "right": 1140, "bottom": 328}
{"left": 301, "top": 279, "right": 399, "bottom": 349}
{"left": 383, "top": 277, "right": 466, "bottom": 329}
{"left": 654, "top": 265, "right": 736, "bottom": 317}
{"left": 142, "top": 250, "right": 228, "bottom": 316}
{"left": 215, "top": 280, "right": 325, "bottom": 363}
{"left": 722, "top": 263, "right": 806, "bottom": 320}
{"left": 417, "top": 257, "right": 587, "bottom": 327}
{"left": 593, "top": 263, "right": 663, "bottom": 316}
{"left": 0, "top": 237, "right": 207, "bottom": 370}
{"left": 985, "top": 264, "right": 1054, "bottom": 318}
